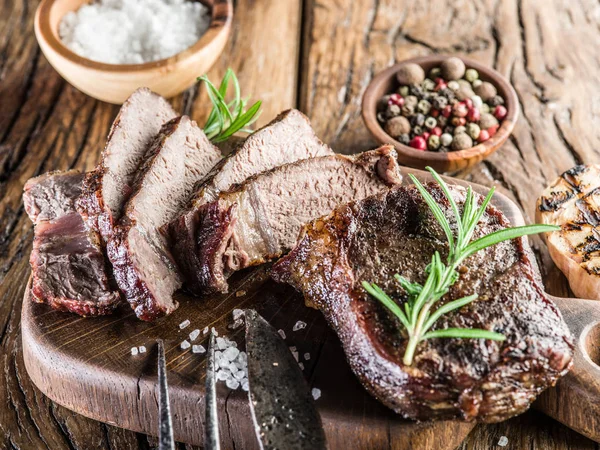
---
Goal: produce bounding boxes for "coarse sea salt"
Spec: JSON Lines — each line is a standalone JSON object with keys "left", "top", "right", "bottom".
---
{"left": 59, "top": 0, "right": 211, "bottom": 65}
{"left": 311, "top": 388, "right": 321, "bottom": 400}
{"left": 180, "top": 340, "right": 191, "bottom": 350}
{"left": 138, "top": 345, "right": 147, "bottom": 354}
{"left": 179, "top": 319, "right": 190, "bottom": 330}
{"left": 293, "top": 320, "right": 307, "bottom": 331}
{"left": 213, "top": 336, "right": 249, "bottom": 392}
{"left": 189, "top": 329, "right": 200, "bottom": 341}
{"left": 278, "top": 329, "right": 286, "bottom": 340}
{"left": 131, "top": 347, "right": 138, "bottom": 356}
{"left": 192, "top": 344, "right": 206, "bottom": 354}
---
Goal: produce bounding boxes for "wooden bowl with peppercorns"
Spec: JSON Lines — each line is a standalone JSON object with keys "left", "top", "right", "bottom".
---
{"left": 362, "top": 55, "right": 518, "bottom": 173}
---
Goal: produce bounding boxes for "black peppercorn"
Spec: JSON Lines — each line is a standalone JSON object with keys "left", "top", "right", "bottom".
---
{"left": 411, "top": 113, "right": 425, "bottom": 127}
{"left": 432, "top": 96, "right": 448, "bottom": 110}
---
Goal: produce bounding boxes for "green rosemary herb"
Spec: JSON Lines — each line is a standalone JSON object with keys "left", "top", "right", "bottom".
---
{"left": 362, "top": 167, "right": 560, "bottom": 366}
{"left": 199, "top": 69, "right": 261, "bottom": 143}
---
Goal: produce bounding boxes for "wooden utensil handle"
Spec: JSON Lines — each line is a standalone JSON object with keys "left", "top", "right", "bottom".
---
{"left": 535, "top": 296, "right": 600, "bottom": 443}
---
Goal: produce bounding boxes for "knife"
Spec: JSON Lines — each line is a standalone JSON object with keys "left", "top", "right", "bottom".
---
{"left": 205, "top": 330, "right": 220, "bottom": 450}
{"left": 244, "top": 309, "right": 327, "bottom": 450}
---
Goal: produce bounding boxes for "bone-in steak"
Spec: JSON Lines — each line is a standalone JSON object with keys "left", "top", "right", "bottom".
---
{"left": 168, "top": 145, "right": 402, "bottom": 295}
{"left": 78, "top": 88, "right": 177, "bottom": 245}
{"left": 108, "top": 116, "right": 221, "bottom": 321}
{"left": 24, "top": 171, "right": 121, "bottom": 316}
{"left": 272, "top": 183, "right": 574, "bottom": 423}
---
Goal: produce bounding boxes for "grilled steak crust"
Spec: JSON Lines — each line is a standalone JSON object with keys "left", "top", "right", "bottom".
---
{"left": 108, "top": 116, "right": 221, "bottom": 321}
{"left": 169, "top": 145, "right": 402, "bottom": 295}
{"left": 24, "top": 171, "right": 121, "bottom": 316}
{"left": 536, "top": 164, "right": 600, "bottom": 299}
{"left": 272, "top": 184, "right": 574, "bottom": 423}
{"left": 78, "top": 88, "right": 177, "bottom": 245}
{"left": 163, "top": 109, "right": 333, "bottom": 270}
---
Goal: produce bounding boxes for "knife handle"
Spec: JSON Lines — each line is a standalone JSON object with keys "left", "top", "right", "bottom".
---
{"left": 535, "top": 296, "right": 600, "bottom": 443}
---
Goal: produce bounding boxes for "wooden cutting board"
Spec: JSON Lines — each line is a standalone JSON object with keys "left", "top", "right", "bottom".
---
{"left": 21, "top": 167, "right": 600, "bottom": 448}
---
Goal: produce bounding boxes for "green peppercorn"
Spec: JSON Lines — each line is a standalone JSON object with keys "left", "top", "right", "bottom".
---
{"left": 428, "top": 135, "right": 441, "bottom": 150}
{"left": 452, "top": 133, "right": 473, "bottom": 150}
{"left": 413, "top": 125, "right": 424, "bottom": 136}
{"left": 404, "top": 95, "right": 418, "bottom": 107}
{"left": 447, "top": 80, "right": 460, "bottom": 91}
{"left": 440, "top": 133, "right": 453, "bottom": 147}
{"left": 402, "top": 104, "right": 416, "bottom": 117}
{"left": 398, "top": 86, "right": 410, "bottom": 97}
{"left": 424, "top": 117, "right": 437, "bottom": 130}
{"left": 472, "top": 79, "right": 483, "bottom": 88}
{"left": 429, "top": 67, "right": 441, "bottom": 79}
{"left": 481, "top": 103, "right": 490, "bottom": 114}
{"left": 466, "top": 123, "right": 481, "bottom": 140}
{"left": 384, "top": 116, "right": 411, "bottom": 137}
{"left": 479, "top": 113, "right": 499, "bottom": 129}
{"left": 437, "top": 115, "right": 448, "bottom": 127}
{"left": 453, "top": 125, "right": 467, "bottom": 136}
{"left": 386, "top": 104, "right": 401, "bottom": 118}
{"left": 396, "top": 63, "right": 425, "bottom": 85}
{"left": 464, "top": 68, "right": 479, "bottom": 83}
{"left": 440, "top": 57, "right": 466, "bottom": 80}
{"left": 422, "top": 78, "right": 436, "bottom": 91}
{"left": 417, "top": 99, "right": 432, "bottom": 114}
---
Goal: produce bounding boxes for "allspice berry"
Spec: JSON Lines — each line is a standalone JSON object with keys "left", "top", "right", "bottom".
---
{"left": 451, "top": 133, "right": 473, "bottom": 150}
{"left": 474, "top": 81, "right": 497, "bottom": 101}
{"left": 479, "top": 113, "right": 499, "bottom": 129}
{"left": 440, "top": 57, "right": 466, "bottom": 80}
{"left": 384, "top": 116, "right": 411, "bottom": 137}
{"left": 396, "top": 63, "right": 425, "bottom": 85}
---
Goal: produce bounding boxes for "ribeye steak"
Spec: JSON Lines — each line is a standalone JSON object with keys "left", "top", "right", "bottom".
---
{"left": 272, "top": 183, "right": 574, "bottom": 423}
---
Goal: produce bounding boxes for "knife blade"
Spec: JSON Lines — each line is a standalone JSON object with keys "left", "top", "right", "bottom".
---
{"left": 244, "top": 309, "right": 327, "bottom": 450}
{"left": 204, "top": 330, "right": 220, "bottom": 450}
{"left": 157, "top": 339, "right": 175, "bottom": 450}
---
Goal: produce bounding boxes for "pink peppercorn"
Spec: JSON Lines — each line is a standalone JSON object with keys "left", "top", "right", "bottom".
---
{"left": 464, "top": 98, "right": 473, "bottom": 109}
{"left": 389, "top": 93, "right": 405, "bottom": 107}
{"left": 409, "top": 136, "right": 427, "bottom": 150}
{"left": 478, "top": 129, "right": 490, "bottom": 142}
{"left": 488, "top": 124, "right": 499, "bottom": 137}
{"left": 493, "top": 105, "right": 507, "bottom": 120}
{"left": 430, "top": 109, "right": 440, "bottom": 118}
{"left": 442, "top": 105, "right": 452, "bottom": 118}
{"left": 422, "top": 131, "right": 431, "bottom": 141}
{"left": 434, "top": 78, "right": 447, "bottom": 91}
{"left": 432, "top": 127, "right": 442, "bottom": 136}
{"left": 451, "top": 117, "right": 466, "bottom": 127}
{"left": 452, "top": 102, "right": 468, "bottom": 118}
{"left": 466, "top": 107, "right": 480, "bottom": 122}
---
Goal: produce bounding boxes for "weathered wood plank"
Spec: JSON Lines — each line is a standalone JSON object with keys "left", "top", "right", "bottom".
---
{"left": 299, "top": 0, "right": 600, "bottom": 448}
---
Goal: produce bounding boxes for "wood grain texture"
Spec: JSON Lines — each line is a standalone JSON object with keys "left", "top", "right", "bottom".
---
{"left": 2, "top": 0, "right": 600, "bottom": 449}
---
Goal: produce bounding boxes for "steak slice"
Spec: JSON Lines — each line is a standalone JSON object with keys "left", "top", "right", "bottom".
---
{"left": 164, "top": 109, "right": 333, "bottom": 260}
{"left": 24, "top": 171, "right": 121, "bottom": 316}
{"left": 78, "top": 88, "right": 177, "bottom": 245}
{"left": 271, "top": 183, "right": 574, "bottom": 423}
{"left": 108, "top": 116, "right": 221, "bottom": 321}
{"left": 169, "top": 145, "right": 402, "bottom": 295}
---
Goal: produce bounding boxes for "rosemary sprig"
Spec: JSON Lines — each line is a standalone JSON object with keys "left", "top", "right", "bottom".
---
{"left": 198, "top": 69, "right": 262, "bottom": 143}
{"left": 362, "top": 167, "right": 560, "bottom": 366}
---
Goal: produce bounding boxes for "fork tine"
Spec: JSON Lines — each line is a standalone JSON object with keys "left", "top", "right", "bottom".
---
{"left": 157, "top": 339, "right": 175, "bottom": 450}
{"left": 205, "top": 330, "right": 220, "bottom": 450}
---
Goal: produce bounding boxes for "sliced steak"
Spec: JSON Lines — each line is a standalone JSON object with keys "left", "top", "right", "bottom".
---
{"left": 169, "top": 145, "right": 402, "bottom": 295}
{"left": 24, "top": 171, "right": 121, "bottom": 316}
{"left": 78, "top": 88, "right": 177, "bottom": 245}
{"left": 272, "top": 184, "right": 574, "bottom": 423}
{"left": 164, "top": 109, "right": 333, "bottom": 260}
{"left": 108, "top": 116, "right": 221, "bottom": 321}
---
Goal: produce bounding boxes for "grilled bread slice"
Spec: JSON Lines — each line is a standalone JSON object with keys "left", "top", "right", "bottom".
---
{"left": 536, "top": 164, "right": 600, "bottom": 299}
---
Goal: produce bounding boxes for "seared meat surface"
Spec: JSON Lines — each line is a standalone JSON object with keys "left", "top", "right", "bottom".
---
{"left": 24, "top": 171, "right": 121, "bottom": 316}
{"left": 108, "top": 116, "right": 221, "bottom": 321}
{"left": 272, "top": 183, "right": 574, "bottom": 422}
{"left": 78, "top": 88, "right": 177, "bottom": 245}
{"left": 168, "top": 145, "right": 402, "bottom": 295}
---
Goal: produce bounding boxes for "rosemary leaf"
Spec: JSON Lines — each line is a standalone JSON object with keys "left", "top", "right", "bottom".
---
{"left": 422, "top": 328, "right": 506, "bottom": 341}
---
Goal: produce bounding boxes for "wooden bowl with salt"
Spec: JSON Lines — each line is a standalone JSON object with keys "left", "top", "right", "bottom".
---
{"left": 362, "top": 55, "right": 519, "bottom": 173}
{"left": 34, "top": 0, "right": 233, "bottom": 104}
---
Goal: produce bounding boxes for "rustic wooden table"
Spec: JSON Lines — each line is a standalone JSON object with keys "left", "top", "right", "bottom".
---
{"left": 1, "top": 0, "right": 599, "bottom": 449}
